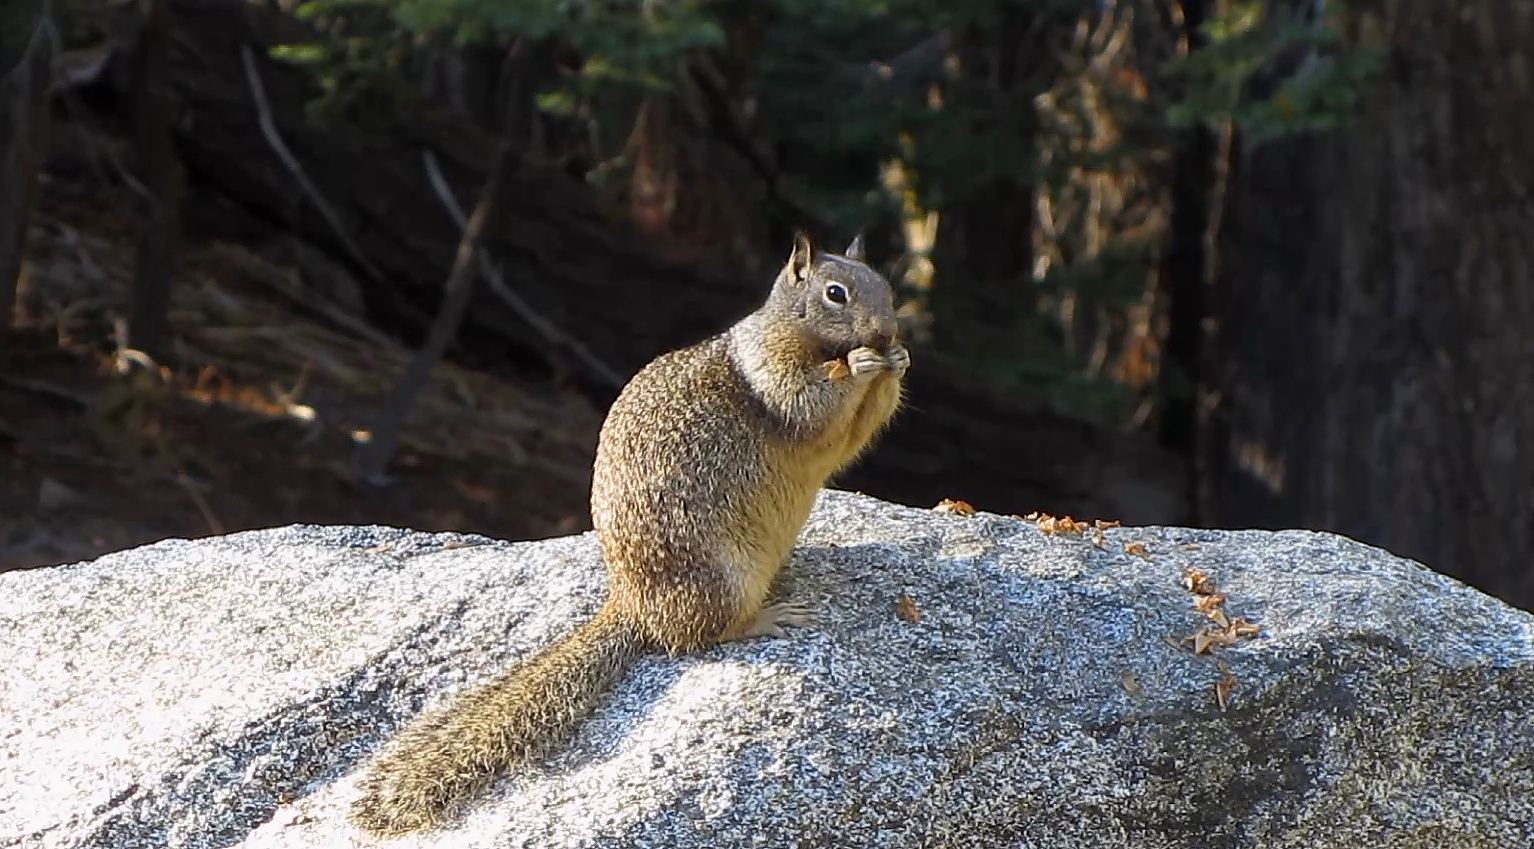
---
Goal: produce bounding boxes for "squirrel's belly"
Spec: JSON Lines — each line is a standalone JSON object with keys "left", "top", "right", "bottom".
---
{"left": 717, "top": 470, "right": 821, "bottom": 605}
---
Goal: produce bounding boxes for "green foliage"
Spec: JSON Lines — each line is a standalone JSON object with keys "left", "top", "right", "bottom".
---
{"left": 278, "top": 0, "right": 731, "bottom": 144}
{"left": 269, "top": 43, "right": 328, "bottom": 64}
{"left": 390, "top": 0, "right": 724, "bottom": 60}
{"left": 748, "top": 0, "right": 926, "bottom": 230}
{"left": 280, "top": 0, "right": 1044, "bottom": 233}
{"left": 268, "top": 2, "right": 431, "bottom": 128}
{"left": 1167, "top": 0, "right": 1381, "bottom": 143}
{"left": 293, "top": 0, "right": 723, "bottom": 89}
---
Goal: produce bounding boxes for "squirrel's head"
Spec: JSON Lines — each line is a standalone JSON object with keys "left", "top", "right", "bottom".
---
{"left": 769, "top": 231, "right": 899, "bottom": 358}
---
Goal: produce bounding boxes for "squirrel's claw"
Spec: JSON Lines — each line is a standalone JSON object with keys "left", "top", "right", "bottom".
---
{"left": 735, "top": 601, "right": 818, "bottom": 640}
{"left": 847, "top": 346, "right": 888, "bottom": 377}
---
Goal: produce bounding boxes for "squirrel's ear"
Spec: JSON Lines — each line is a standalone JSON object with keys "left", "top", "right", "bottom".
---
{"left": 845, "top": 232, "right": 866, "bottom": 263}
{"left": 789, "top": 230, "right": 818, "bottom": 281}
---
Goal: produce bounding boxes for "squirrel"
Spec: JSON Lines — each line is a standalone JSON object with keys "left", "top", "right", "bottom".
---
{"left": 348, "top": 231, "right": 910, "bottom": 836}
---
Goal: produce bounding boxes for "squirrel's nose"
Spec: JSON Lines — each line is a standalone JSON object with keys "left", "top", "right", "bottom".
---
{"left": 866, "top": 315, "right": 898, "bottom": 349}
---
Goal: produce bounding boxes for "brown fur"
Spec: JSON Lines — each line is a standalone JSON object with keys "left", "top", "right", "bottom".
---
{"left": 349, "top": 232, "right": 907, "bottom": 835}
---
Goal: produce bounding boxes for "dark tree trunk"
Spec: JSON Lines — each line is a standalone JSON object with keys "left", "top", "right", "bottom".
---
{"left": 1156, "top": 0, "right": 1218, "bottom": 520}
{"left": 127, "top": 0, "right": 182, "bottom": 364}
{"left": 0, "top": 0, "right": 53, "bottom": 344}
{"left": 929, "top": 178, "right": 1036, "bottom": 356}
{"left": 1207, "top": 0, "right": 1534, "bottom": 610}
{"left": 926, "top": 13, "right": 1043, "bottom": 360}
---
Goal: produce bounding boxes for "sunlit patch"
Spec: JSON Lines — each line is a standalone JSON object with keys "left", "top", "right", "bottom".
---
{"left": 1234, "top": 435, "right": 1286, "bottom": 494}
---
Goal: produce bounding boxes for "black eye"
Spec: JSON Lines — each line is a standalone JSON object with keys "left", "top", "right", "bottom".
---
{"left": 824, "top": 283, "right": 848, "bottom": 305}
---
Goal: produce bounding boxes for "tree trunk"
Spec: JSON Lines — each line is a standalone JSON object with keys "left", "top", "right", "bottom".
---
{"left": 127, "top": 0, "right": 182, "bottom": 365}
{"left": 1208, "top": 0, "right": 1534, "bottom": 610}
{"left": 0, "top": 0, "right": 54, "bottom": 342}
{"left": 1156, "top": 0, "right": 1218, "bottom": 519}
{"left": 926, "top": 13, "right": 1043, "bottom": 362}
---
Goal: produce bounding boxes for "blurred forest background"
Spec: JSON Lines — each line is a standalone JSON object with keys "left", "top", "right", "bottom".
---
{"left": 1, "top": 0, "right": 1529, "bottom": 612}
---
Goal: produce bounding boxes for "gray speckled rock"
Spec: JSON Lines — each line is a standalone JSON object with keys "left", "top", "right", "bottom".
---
{"left": 3, "top": 490, "right": 1532, "bottom": 849}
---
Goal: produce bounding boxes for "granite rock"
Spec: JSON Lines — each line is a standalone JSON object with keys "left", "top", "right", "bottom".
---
{"left": 3, "top": 490, "right": 1531, "bottom": 849}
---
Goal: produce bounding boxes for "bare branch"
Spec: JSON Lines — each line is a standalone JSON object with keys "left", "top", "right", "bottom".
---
{"left": 421, "top": 149, "right": 625, "bottom": 389}
{"left": 239, "top": 43, "right": 386, "bottom": 287}
{"left": 354, "top": 139, "right": 519, "bottom": 484}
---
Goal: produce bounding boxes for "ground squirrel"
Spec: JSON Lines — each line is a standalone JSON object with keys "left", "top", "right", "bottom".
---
{"left": 349, "top": 231, "right": 910, "bottom": 836}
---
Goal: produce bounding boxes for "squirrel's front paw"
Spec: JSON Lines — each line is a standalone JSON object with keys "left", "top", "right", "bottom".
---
{"left": 885, "top": 344, "right": 911, "bottom": 376}
{"left": 847, "top": 346, "right": 888, "bottom": 377}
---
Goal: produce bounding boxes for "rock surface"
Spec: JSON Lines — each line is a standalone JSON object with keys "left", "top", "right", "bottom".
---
{"left": 3, "top": 490, "right": 1532, "bottom": 849}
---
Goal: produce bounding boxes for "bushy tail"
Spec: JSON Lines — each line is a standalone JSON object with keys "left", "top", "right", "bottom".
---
{"left": 349, "top": 606, "right": 646, "bottom": 836}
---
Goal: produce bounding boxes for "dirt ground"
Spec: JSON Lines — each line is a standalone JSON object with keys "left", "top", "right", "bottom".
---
{"left": 0, "top": 336, "right": 594, "bottom": 573}
{"left": 1, "top": 179, "right": 601, "bottom": 574}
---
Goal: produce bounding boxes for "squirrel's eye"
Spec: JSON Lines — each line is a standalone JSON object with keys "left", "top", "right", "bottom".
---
{"left": 824, "top": 283, "right": 849, "bottom": 306}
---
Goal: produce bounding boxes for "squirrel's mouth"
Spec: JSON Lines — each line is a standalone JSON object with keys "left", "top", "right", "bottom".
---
{"left": 823, "top": 338, "right": 894, "bottom": 362}
{"left": 821, "top": 343, "right": 856, "bottom": 362}
{"left": 822, "top": 335, "right": 896, "bottom": 361}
